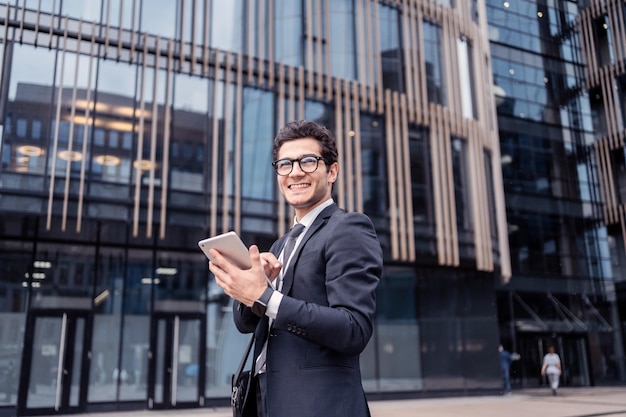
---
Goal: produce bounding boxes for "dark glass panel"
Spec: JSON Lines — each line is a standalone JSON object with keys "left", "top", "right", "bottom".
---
{"left": 170, "top": 74, "right": 210, "bottom": 194}
{"left": 422, "top": 20, "right": 446, "bottom": 106}
{"left": 592, "top": 15, "right": 614, "bottom": 67}
{"left": 408, "top": 126, "right": 436, "bottom": 258}
{"left": 241, "top": 87, "right": 274, "bottom": 203}
{"left": 589, "top": 87, "right": 607, "bottom": 140}
{"left": 379, "top": 4, "right": 403, "bottom": 93}
{"left": 451, "top": 137, "right": 473, "bottom": 239}
{"left": 360, "top": 114, "right": 386, "bottom": 218}
{"left": 364, "top": 267, "right": 422, "bottom": 392}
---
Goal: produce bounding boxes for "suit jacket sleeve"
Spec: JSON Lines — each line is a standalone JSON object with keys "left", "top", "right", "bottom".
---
{"left": 272, "top": 210, "right": 383, "bottom": 355}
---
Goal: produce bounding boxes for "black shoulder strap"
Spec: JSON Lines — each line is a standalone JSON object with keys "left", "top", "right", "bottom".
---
{"left": 233, "top": 334, "right": 255, "bottom": 378}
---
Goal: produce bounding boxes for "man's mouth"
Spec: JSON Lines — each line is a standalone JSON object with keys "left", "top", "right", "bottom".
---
{"left": 288, "top": 183, "right": 309, "bottom": 190}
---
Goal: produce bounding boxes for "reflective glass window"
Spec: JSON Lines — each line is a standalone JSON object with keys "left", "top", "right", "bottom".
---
{"left": 2, "top": 44, "right": 56, "bottom": 178}
{"left": 242, "top": 87, "right": 274, "bottom": 202}
{"left": 457, "top": 37, "right": 477, "bottom": 119}
{"left": 362, "top": 267, "right": 422, "bottom": 392}
{"left": 32, "top": 120, "right": 41, "bottom": 139}
{"left": 140, "top": 0, "right": 177, "bottom": 39}
{"left": 452, "top": 137, "right": 473, "bottom": 233}
{"left": 275, "top": 0, "right": 303, "bottom": 66}
{"left": 360, "top": 114, "right": 387, "bottom": 218}
{"left": 423, "top": 20, "right": 447, "bottom": 106}
{"left": 379, "top": 4, "right": 403, "bottom": 93}
{"left": 170, "top": 75, "right": 211, "bottom": 192}
{"left": 90, "top": 59, "right": 138, "bottom": 190}
{"left": 589, "top": 87, "right": 608, "bottom": 140}
{"left": 210, "top": 0, "right": 244, "bottom": 53}
{"left": 592, "top": 15, "right": 614, "bottom": 67}
{"left": 16, "top": 119, "right": 27, "bottom": 138}
{"left": 618, "top": 75, "right": 626, "bottom": 128}
{"left": 409, "top": 127, "right": 433, "bottom": 227}
{"left": 330, "top": 0, "right": 356, "bottom": 80}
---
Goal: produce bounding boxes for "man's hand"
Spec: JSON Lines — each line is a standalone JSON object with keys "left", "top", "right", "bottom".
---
{"left": 260, "top": 252, "right": 282, "bottom": 282}
{"left": 209, "top": 245, "right": 268, "bottom": 306}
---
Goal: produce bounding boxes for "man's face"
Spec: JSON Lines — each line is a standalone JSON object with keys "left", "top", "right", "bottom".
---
{"left": 275, "top": 138, "right": 338, "bottom": 219}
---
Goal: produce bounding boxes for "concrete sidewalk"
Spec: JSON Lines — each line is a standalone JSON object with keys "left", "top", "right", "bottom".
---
{"left": 35, "top": 386, "right": 626, "bottom": 417}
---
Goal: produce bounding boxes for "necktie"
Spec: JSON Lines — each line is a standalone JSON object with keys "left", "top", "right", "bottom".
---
{"left": 278, "top": 223, "right": 305, "bottom": 289}
{"left": 255, "top": 223, "right": 305, "bottom": 374}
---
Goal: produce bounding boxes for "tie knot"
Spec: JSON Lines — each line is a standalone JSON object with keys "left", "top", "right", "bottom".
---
{"left": 289, "top": 223, "right": 305, "bottom": 238}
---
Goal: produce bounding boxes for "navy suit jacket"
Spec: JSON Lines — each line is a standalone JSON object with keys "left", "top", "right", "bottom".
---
{"left": 234, "top": 204, "right": 383, "bottom": 417}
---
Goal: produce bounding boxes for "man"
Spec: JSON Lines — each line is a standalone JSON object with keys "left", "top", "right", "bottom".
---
{"left": 499, "top": 344, "right": 513, "bottom": 395}
{"left": 210, "top": 120, "right": 383, "bottom": 417}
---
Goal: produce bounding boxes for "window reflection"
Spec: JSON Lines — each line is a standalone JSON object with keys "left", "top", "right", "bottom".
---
{"left": 423, "top": 20, "right": 447, "bottom": 106}
{"left": 242, "top": 88, "right": 274, "bottom": 202}
{"left": 275, "top": 0, "right": 303, "bottom": 66}
{"left": 210, "top": 0, "right": 244, "bottom": 53}
{"left": 379, "top": 5, "right": 403, "bottom": 93}
{"left": 170, "top": 74, "right": 210, "bottom": 193}
{"left": 592, "top": 15, "right": 614, "bottom": 67}
{"left": 361, "top": 115, "right": 386, "bottom": 218}
{"left": 330, "top": 0, "right": 356, "bottom": 80}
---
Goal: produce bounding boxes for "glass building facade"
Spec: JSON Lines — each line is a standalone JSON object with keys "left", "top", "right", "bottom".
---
{"left": 488, "top": 0, "right": 626, "bottom": 390}
{"left": 0, "top": 0, "right": 623, "bottom": 416}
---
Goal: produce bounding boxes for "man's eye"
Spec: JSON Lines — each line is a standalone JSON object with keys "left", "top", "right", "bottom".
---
{"left": 300, "top": 157, "right": 317, "bottom": 165}
{"left": 276, "top": 160, "right": 292, "bottom": 168}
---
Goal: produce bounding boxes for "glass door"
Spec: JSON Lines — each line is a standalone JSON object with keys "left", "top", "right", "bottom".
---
{"left": 18, "top": 311, "right": 90, "bottom": 415}
{"left": 148, "top": 313, "right": 204, "bottom": 409}
{"left": 516, "top": 333, "right": 591, "bottom": 388}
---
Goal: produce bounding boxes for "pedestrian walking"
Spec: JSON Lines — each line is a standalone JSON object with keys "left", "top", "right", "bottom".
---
{"left": 541, "top": 345, "right": 562, "bottom": 395}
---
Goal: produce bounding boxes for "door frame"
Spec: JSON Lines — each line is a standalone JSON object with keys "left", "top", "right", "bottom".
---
{"left": 147, "top": 311, "right": 206, "bottom": 410}
{"left": 515, "top": 332, "right": 592, "bottom": 389}
{"left": 17, "top": 308, "right": 93, "bottom": 416}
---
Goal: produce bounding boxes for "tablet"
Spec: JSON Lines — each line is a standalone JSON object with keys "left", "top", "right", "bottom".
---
{"left": 198, "top": 231, "right": 252, "bottom": 270}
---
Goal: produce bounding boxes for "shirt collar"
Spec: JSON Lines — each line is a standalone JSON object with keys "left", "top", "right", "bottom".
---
{"left": 294, "top": 198, "right": 334, "bottom": 229}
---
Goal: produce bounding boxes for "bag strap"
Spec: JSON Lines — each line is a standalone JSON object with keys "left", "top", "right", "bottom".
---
{"left": 234, "top": 334, "right": 255, "bottom": 379}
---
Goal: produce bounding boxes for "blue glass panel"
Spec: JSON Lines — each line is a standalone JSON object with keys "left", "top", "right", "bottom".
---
{"left": 241, "top": 88, "right": 274, "bottom": 202}
{"left": 210, "top": 0, "right": 244, "bottom": 53}
{"left": 275, "top": 0, "right": 303, "bottom": 66}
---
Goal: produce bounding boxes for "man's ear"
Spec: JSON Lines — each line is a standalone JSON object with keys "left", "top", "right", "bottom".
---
{"left": 328, "top": 162, "right": 339, "bottom": 183}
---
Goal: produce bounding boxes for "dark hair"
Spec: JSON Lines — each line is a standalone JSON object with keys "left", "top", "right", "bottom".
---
{"left": 273, "top": 120, "right": 338, "bottom": 168}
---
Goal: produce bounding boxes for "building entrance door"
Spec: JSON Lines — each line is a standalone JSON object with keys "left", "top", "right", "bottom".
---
{"left": 516, "top": 333, "right": 590, "bottom": 388}
{"left": 17, "top": 311, "right": 91, "bottom": 416}
{"left": 148, "top": 312, "right": 205, "bottom": 409}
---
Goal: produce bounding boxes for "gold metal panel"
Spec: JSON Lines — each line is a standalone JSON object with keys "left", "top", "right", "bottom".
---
{"left": 76, "top": 23, "right": 97, "bottom": 234}
{"left": 159, "top": 39, "right": 175, "bottom": 240}
{"left": 344, "top": 80, "right": 355, "bottom": 213}
{"left": 234, "top": 52, "right": 244, "bottom": 234}
{"left": 335, "top": 79, "right": 346, "bottom": 210}
{"left": 221, "top": 51, "right": 233, "bottom": 233}
{"left": 210, "top": 50, "right": 222, "bottom": 237}
{"left": 45, "top": 18, "right": 68, "bottom": 230}
{"left": 385, "top": 90, "right": 400, "bottom": 259}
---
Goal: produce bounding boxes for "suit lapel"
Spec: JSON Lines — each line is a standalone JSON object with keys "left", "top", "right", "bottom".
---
{"left": 280, "top": 204, "right": 338, "bottom": 295}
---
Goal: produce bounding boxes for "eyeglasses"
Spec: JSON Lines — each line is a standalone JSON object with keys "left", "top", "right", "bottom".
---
{"left": 272, "top": 155, "right": 325, "bottom": 176}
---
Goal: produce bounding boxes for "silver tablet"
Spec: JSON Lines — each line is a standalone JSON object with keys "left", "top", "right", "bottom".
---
{"left": 198, "top": 231, "right": 251, "bottom": 270}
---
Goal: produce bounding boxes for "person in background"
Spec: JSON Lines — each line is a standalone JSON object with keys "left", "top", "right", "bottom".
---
{"left": 541, "top": 345, "right": 562, "bottom": 396}
{"left": 210, "top": 120, "right": 383, "bottom": 417}
{"left": 499, "top": 344, "right": 513, "bottom": 395}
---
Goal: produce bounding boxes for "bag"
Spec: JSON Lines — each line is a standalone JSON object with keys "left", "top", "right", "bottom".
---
{"left": 231, "top": 335, "right": 257, "bottom": 417}
{"left": 231, "top": 369, "right": 257, "bottom": 417}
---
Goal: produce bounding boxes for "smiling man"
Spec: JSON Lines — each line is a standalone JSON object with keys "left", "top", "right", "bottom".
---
{"left": 209, "top": 120, "right": 383, "bottom": 417}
